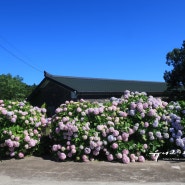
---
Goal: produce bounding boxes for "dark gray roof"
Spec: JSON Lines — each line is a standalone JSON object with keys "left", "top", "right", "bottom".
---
{"left": 44, "top": 71, "right": 167, "bottom": 93}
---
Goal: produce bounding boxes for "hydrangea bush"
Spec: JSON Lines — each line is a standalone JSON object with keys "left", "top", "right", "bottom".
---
{"left": 0, "top": 100, "right": 50, "bottom": 159}
{"left": 50, "top": 90, "right": 185, "bottom": 163}
{"left": 166, "top": 100, "right": 185, "bottom": 155}
{"left": 1, "top": 90, "right": 185, "bottom": 163}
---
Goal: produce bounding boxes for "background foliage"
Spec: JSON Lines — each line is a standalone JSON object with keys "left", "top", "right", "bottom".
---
{"left": 0, "top": 74, "right": 36, "bottom": 101}
{"left": 164, "top": 40, "right": 185, "bottom": 100}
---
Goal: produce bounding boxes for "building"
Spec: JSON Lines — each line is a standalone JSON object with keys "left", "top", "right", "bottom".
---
{"left": 27, "top": 71, "right": 167, "bottom": 115}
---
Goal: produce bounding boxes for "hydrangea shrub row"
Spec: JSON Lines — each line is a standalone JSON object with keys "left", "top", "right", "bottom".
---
{"left": 0, "top": 100, "right": 50, "bottom": 159}
{"left": 50, "top": 91, "right": 185, "bottom": 163}
{"left": 0, "top": 90, "right": 185, "bottom": 164}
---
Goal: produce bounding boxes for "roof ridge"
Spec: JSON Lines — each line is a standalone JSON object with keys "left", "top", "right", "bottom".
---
{"left": 44, "top": 71, "right": 165, "bottom": 83}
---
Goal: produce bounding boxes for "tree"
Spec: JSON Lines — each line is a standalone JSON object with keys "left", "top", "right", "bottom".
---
{"left": 163, "top": 41, "right": 185, "bottom": 100}
{"left": 0, "top": 73, "right": 36, "bottom": 100}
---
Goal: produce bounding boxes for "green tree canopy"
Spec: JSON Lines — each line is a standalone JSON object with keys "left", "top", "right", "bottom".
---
{"left": 0, "top": 73, "right": 36, "bottom": 100}
{"left": 163, "top": 41, "right": 185, "bottom": 100}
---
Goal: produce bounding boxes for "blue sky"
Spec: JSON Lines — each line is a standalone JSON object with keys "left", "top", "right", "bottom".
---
{"left": 0, "top": 0, "right": 185, "bottom": 85}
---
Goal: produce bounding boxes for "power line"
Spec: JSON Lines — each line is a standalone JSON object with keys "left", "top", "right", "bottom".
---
{"left": 0, "top": 35, "right": 35, "bottom": 62}
{"left": 0, "top": 42, "right": 43, "bottom": 73}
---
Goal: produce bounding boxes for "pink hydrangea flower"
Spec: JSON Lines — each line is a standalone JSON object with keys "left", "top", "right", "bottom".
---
{"left": 97, "top": 125, "right": 104, "bottom": 131}
{"left": 111, "top": 105, "right": 117, "bottom": 111}
{"left": 77, "top": 107, "right": 82, "bottom": 113}
{"left": 116, "top": 153, "right": 122, "bottom": 159}
{"left": 70, "top": 145, "right": 76, "bottom": 149}
{"left": 13, "top": 141, "right": 20, "bottom": 148}
{"left": 143, "top": 144, "right": 148, "bottom": 149}
{"left": 122, "top": 149, "right": 129, "bottom": 155}
{"left": 63, "top": 107, "right": 68, "bottom": 111}
{"left": 55, "top": 108, "right": 62, "bottom": 113}
{"left": 10, "top": 152, "right": 15, "bottom": 157}
{"left": 62, "top": 117, "right": 69, "bottom": 122}
{"left": 1, "top": 109, "right": 7, "bottom": 115}
{"left": 88, "top": 108, "right": 94, "bottom": 114}
{"left": 122, "top": 154, "right": 130, "bottom": 164}
{"left": 143, "top": 102, "right": 149, "bottom": 109}
{"left": 99, "top": 107, "right": 104, "bottom": 113}
{"left": 29, "top": 139, "right": 37, "bottom": 147}
{"left": 137, "top": 103, "right": 143, "bottom": 112}
{"left": 41, "top": 117, "right": 47, "bottom": 125}
{"left": 24, "top": 135, "right": 31, "bottom": 142}
{"left": 111, "top": 143, "right": 118, "bottom": 149}
{"left": 122, "top": 132, "right": 129, "bottom": 141}
{"left": 107, "top": 154, "right": 114, "bottom": 161}
{"left": 148, "top": 109, "right": 156, "bottom": 117}
{"left": 11, "top": 117, "right": 16, "bottom": 123}
{"left": 119, "top": 111, "right": 127, "bottom": 117}
{"left": 113, "top": 130, "right": 119, "bottom": 137}
{"left": 150, "top": 154, "right": 158, "bottom": 161}
{"left": 35, "top": 122, "right": 41, "bottom": 127}
{"left": 138, "top": 155, "right": 145, "bottom": 162}
{"left": 18, "top": 152, "right": 24, "bottom": 159}
{"left": 58, "top": 152, "right": 66, "bottom": 160}
{"left": 71, "top": 149, "right": 76, "bottom": 154}
{"left": 130, "top": 154, "right": 137, "bottom": 162}
{"left": 144, "top": 122, "right": 149, "bottom": 127}
{"left": 33, "top": 129, "right": 39, "bottom": 135}
{"left": 5, "top": 139, "right": 14, "bottom": 148}
{"left": 93, "top": 108, "right": 99, "bottom": 115}
{"left": 117, "top": 135, "right": 122, "bottom": 141}
{"left": 82, "top": 154, "right": 89, "bottom": 162}
{"left": 130, "top": 102, "right": 136, "bottom": 109}
{"left": 129, "top": 128, "right": 134, "bottom": 135}
{"left": 93, "top": 150, "right": 99, "bottom": 156}
{"left": 15, "top": 136, "right": 20, "bottom": 141}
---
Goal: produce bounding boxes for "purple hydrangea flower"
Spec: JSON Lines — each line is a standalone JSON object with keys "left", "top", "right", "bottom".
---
{"left": 155, "top": 131, "right": 162, "bottom": 138}
{"left": 140, "top": 130, "right": 145, "bottom": 135}
{"left": 84, "top": 147, "right": 91, "bottom": 154}
{"left": 163, "top": 133, "right": 169, "bottom": 139}
{"left": 153, "top": 119, "right": 159, "bottom": 127}
{"left": 129, "top": 110, "right": 135, "bottom": 116}
{"left": 107, "top": 135, "right": 115, "bottom": 143}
